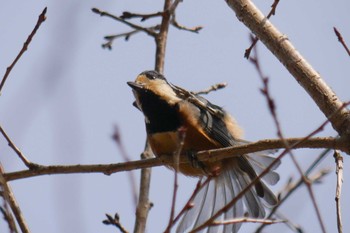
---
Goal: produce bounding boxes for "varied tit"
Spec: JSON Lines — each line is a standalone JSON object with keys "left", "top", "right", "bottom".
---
{"left": 128, "top": 70, "right": 280, "bottom": 233}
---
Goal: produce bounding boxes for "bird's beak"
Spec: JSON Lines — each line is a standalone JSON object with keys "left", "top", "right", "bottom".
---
{"left": 127, "top": 81, "right": 143, "bottom": 92}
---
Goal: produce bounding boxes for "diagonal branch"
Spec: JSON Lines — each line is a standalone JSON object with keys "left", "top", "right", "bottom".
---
{"left": 0, "top": 165, "right": 30, "bottom": 233}
{"left": 0, "top": 125, "right": 38, "bottom": 169}
{"left": 333, "top": 27, "right": 350, "bottom": 56}
{"left": 0, "top": 7, "right": 47, "bottom": 94}
{"left": 225, "top": 0, "right": 350, "bottom": 137}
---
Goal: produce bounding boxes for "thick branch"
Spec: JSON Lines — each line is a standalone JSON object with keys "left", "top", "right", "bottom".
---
{"left": 225, "top": 0, "right": 350, "bottom": 136}
{"left": 3, "top": 137, "right": 344, "bottom": 181}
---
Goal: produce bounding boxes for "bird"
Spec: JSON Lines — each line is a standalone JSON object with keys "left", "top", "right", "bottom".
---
{"left": 127, "top": 70, "right": 280, "bottom": 233}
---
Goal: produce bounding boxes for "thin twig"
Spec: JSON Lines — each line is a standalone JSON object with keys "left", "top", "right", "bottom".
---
{"left": 192, "top": 82, "right": 227, "bottom": 95}
{"left": 0, "top": 165, "right": 30, "bottom": 233}
{"left": 171, "top": 13, "right": 203, "bottom": 33}
{"left": 91, "top": 8, "right": 157, "bottom": 38}
{"left": 212, "top": 217, "right": 285, "bottom": 226}
{"left": 244, "top": 0, "right": 280, "bottom": 59}
{"left": 171, "top": 177, "right": 212, "bottom": 226}
{"left": 273, "top": 212, "right": 303, "bottom": 233}
{"left": 0, "top": 7, "right": 47, "bottom": 94}
{"left": 0, "top": 125, "right": 38, "bottom": 169}
{"left": 102, "top": 25, "right": 161, "bottom": 50}
{"left": 164, "top": 127, "right": 187, "bottom": 233}
{"left": 0, "top": 204, "right": 18, "bottom": 233}
{"left": 120, "top": 11, "right": 163, "bottom": 21}
{"left": 334, "top": 150, "right": 343, "bottom": 233}
{"left": 112, "top": 126, "right": 138, "bottom": 207}
{"left": 3, "top": 136, "right": 347, "bottom": 182}
{"left": 333, "top": 27, "right": 350, "bottom": 56}
{"left": 103, "top": 213, "right": 129, "bottom": 233}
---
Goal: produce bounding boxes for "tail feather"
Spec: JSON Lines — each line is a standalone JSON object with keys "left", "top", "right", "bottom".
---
{"left": 176, "top": 152, "right": 280, "bottom": 233}
{"left": 233, "top": 169, "right": 265, "bottom": 218}
{"left": 223, "top": 171, "right": 243, "bottom": 233}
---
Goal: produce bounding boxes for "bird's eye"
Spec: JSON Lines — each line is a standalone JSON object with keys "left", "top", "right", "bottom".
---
{"left": 141, "top": 70, "right": 166, "bottom": 81}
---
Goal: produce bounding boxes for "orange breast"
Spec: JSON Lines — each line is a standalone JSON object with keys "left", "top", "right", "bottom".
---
{"left": 148, "top": 125, "right": 222, "bottom": 177}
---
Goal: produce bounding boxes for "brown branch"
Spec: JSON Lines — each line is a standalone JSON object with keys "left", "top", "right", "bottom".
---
{"left": 0, "top": 7, "right": 47, "bottom": 94}
{"left": 192, "top": 82, "right": 227, "bottom": 95}
{"left": 102, "top": 25, "right": 160, "bottom": 50}
{"left": 333, "top": 27, "right": 350, "bottom": 56}
{"left": 171, "top": 13, "right": 203, "bottom": 33}
{"left": 0, "top": 125, "right": 38, "bottom": 169}
{"left": 226, "top": 0, "right": 350, "bottom": 137}
{"left": 0, "top": 204, "right": 18, "bottom": 233}
{"left": 103, "top": 213, "right": 129, "bottom": 233}
{"left": 120, "top": 11, "right": 163, "bottom": 21}
{"left": 212, "top": 217, "right": 285, "bottom": 226}
{"left": 133, "top": 144, "right": 153, "bottom": 233}
{"left": 91, "top": 8, "right": 157, "bottom": 38}
{"left": 154, "top": 0, "right": 172, "bottom": 73}
{"left": 0, "top": 165, "right": 30, "bottom": 233}
{"left": 3, "top": 136, "right": 344, "bottom": 182}
{"left": 334, "top": 150, "right": 343, "bottom": 233}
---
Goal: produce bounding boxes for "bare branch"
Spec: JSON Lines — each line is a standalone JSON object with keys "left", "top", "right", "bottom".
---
{"left": 103, "top": 213, "right": 129, "bottom": 233}
{"left": 102, "top": 26, "right": 160, "bottom": 50}
{"left": 0, "top": 165, "right": 30, "bottom": 233}
{"left": 0, "top": 125, "right": 38, "bottom": 169}
{"left": 333, "top": 27, "right": 350, "bottom": 56}
{"left": 192, "top": 82, "right": 227, "bottom": 95}
{"left": 0, "top": 204, "right": 18, "bottom": 233}
{"left": 3, "top": 136, "right": 347, "bottom": 182}
{"left": 133, "top": 144, "right": 153, "bottom": 233}
{"left": 91, "top": 8, "right": 157, "bottom": 38}
{"left": 226, "top": 0, "right": 350, "bottom": 136}
{"left": 334, "top": 150, "right": 343, "bottom": 233}
{"left": 171, "top": 13, "right": 203, "bottom": 33}
{"left": 154, "top": 0, "right": 172, "bottom": 73}
{"left": 212, "top": 217, "right": 285, "bottom": 226}
{"left": 120, "top": 11, "right": 163, "bottom": 21}
{"left": 0, "top": 7, "right": 47, "bottom": 94}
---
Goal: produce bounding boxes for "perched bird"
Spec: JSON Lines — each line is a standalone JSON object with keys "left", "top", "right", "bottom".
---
{"left": 128, "top": 70, "right": 280, "bottom": 233}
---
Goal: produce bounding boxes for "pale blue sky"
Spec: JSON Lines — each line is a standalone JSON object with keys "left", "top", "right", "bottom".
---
{"left": 1, "top": 1, "right": 350, "bottom": 233}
